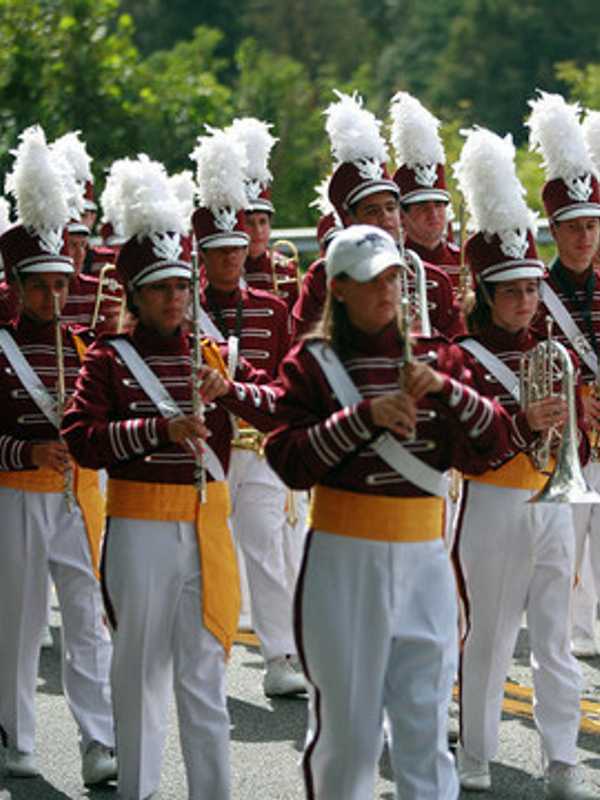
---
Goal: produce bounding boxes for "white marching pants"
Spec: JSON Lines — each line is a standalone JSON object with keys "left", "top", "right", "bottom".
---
{"left": 228, "top": 449, "right": 302, "bottom": 660}
{"left": 455, "top": 482, "right": 582, "bottom": 764}
{"left": 103, "top": 518, "right": 230, "bottom": 800}
{"left": 571, "top": 462, "right": 600, "bottom": 639}
{"left": 297, "top": 531, "right": 459, "bottom": 800}
{"left": 0, "top": 487, "right": 113, "bottom": 754}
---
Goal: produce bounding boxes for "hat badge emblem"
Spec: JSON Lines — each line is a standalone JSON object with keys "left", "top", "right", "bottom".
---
{"left": 245, "top": 179, "right": 262, "bottom": 202}
{"left": 213, "top": 207, "right": 237, "bottom": 232}
{"left": 566, "top": 173, "right": 592, "bottom": 203}
{"left": 150, "top": 232, "right": 182, "bottom": 261}
{"left": 37, "top": 228, "right": 64, "bottom": 256}
{"left": 499, "top": 228, "right": 528, "bottom": 259}
{"left": 356, "top": 157, "right": 383, "bottom": 182}
{"left": 414, "top": 162, "right": 438, "bottom": 188}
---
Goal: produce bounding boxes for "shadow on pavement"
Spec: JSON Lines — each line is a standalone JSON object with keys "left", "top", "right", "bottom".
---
{"left": 228, "top": 696, "right": 307, "bottom": 751}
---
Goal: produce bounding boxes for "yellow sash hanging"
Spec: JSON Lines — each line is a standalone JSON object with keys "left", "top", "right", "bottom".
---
{"left": 106, "top": 478, "right": 240, "bottom": 654}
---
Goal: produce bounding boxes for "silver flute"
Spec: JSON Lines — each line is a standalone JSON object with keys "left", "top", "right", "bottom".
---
{"left": 190, "top": 237, "right": 208, "bottom": 503}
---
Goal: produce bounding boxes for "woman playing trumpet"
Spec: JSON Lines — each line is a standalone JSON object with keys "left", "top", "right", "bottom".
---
{"left": 264, "top": 224, "right": 520, "bottom": 800}
{"left": 452, "top": 127, "right": 594, "bottom": 798}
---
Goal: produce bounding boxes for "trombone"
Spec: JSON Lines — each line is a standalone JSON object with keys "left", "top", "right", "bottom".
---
{"left": 519, "top": 318, "right": 600, "bottom": 503}
{"left": 53, "top": 292, "right": 76, "bottom": 513}
{"left": 90, "top": 263, "right": 126, "bottom": 332}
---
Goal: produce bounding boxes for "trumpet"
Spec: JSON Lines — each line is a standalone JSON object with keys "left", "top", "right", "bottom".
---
{"left": 270, "top": 239, "right": 302, "bottom": 297}
{"left": 53, "top": 292, "right": 76, "bottom": 512}
{"left": 191, "top": 237, "right": 208, "bottom": 503}
{"left": 90, "top": 263, "right": 126, "bottom": 332}
{"left": 398, "top": 241, "right": 432, "bottom": 337}
{"left": 519, "top": 317, "right": 600, "bottom": 503}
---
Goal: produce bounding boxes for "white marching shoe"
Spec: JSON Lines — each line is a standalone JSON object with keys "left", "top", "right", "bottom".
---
{"left": 544, "top": 762, "right": 598, "bottom": 800}
{"left": 456, "top": 744, "right": 491, "bottom": 792}
{"left": 40, "top": 624, "right": 54, "bottom": 650}
{"left": 264, "top": 655, "right": 307, "bottom": 697}
{"left": 81, "top": 741, "right": 117, "bottom": 786}
{"left": 5, "top": 746, "right": 41, "bottom": 778}
{"left": 571, "top": 634, "right": 598, "bottom": 659}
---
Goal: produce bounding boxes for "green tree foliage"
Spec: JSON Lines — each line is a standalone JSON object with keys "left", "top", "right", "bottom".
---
{"left": 0, "top": 0, "right": 139, "bottom": 177}
{"left": 429, "top": 0, "right": 600, "bottom": 142}
{"left": 556, "top": 61, "right": 600, "bottom": 109}
{"left": 131, "top": 27, "right": 233, "bottom": 173}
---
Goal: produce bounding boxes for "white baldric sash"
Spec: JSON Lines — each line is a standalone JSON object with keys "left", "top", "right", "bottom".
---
{"left": 542, "top": 282, "right": 599, "bottom": 375}
{"left": 196, "top": 305, "right": 225, "bottom": 343}
{"left": 108, "top": 338, "right": 224, "bottom": 481}
{"left": 307, "top": 341, "right": 448, "bottom": 497}
{"left": 460, "top": 338, "right": 520, "bottom": 402}
{"left": 0, "top": 329, "right": 60, "bottom": 428}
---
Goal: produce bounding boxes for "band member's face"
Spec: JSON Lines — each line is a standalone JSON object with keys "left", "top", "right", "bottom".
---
{"left": 203, "top": 246, "right": 248, "bottom": 292}
{"left": 400, "top": 200, "right": 448, "bottom": 249}
{"left": 350, "top": 192, "right": 401, "bottom": 243}
{"left": 551, "top": 217, "right": 600, "bottom": 273}
{"left": 20, "top": 273, "right": 70, "bottom": 323}
{"left": 66, "top": 233, "right": 89, "bottom": 275}
{"left": 490, "top": 278, "right": 539, "bottom": 334}
{"left": 81, "top": 210, "right": 97, "bottom": 231}
{"left": 245, "top": 212, "right": 272, "bottom": 258}
{"left": 332, "top": 265, "right": 401, "bottom": 335}
{"left": 135, "top": 277, "right": 190, "bottom": 335}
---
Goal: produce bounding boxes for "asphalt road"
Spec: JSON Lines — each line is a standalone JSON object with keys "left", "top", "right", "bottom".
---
{"left": 1, "top": 621, "right": 600, "bottom": 799}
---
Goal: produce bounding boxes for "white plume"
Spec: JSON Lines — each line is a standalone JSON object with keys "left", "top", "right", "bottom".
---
{"left": 190, "top": 127, "right": 248, "bottom": 212}
{"left": 169, "top": 170, "right": 197, "bottom": 225}
{"left": 453, "top": 126, "right": 537, "bottom": 235}
{"left": 309, "top": 175, "right": 336, "bottom": 216}
{"left": 389, "top": 92, "right": 445, "bottom": 167}
{"left": 51, "top": 131, "right": 93, "bottom": 184}
{"left": 111, "top": 154, "right": 187, "bottom": 239}
{"left": 526, "top": 91, "right": 594, "bottom": 181}
{"left": 324, "top": 91, "right": 389, "bottom": 165}
{"left": 0, "top": 197, "right": 12, "bottom": 236}
{"left": 227, "top": 117, "right": 277, "bottom": 189}
{"left": 4, "top": 125, "right": 71, "bottom": 233}
{"left": 100, "top": 158, "right": 133, "bottom": 236}
{"left": 583, "top": 110, "right": 600, "bottom": 176}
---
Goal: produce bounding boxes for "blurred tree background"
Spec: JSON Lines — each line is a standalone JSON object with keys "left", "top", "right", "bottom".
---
{"left": 1, "top": 0, "right": 600, "bottom": 228}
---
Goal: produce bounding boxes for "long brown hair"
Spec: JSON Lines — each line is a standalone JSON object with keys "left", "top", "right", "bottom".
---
{"left": 305, "top": 274, "right": 403, "bottom": 357}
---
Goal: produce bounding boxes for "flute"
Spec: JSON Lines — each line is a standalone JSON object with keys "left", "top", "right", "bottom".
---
{"left": 53, "top": 292, "right": 75, "bottom": 512}
{"left": 190, "top": 237, "right": 208, "bottom": 503}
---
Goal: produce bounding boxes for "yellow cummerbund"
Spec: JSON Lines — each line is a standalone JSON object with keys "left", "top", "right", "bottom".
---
{"left": 309, "top": 484, "right": 444, "bottom": 542}
{"left": 465, "top": 451, "right": 554, "bottom": 491}
{"left": 0, "top": 466, "right": 64, "bottom": 492}
{"left": 107, "top": 478, "right": 207, "bottom": 521}
{"left": 106, "top": 478, "right": 240, "bottom": 654}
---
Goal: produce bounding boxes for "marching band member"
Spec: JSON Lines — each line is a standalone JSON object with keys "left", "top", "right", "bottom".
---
{"left": 62, "top": 154, "right": 280, "bottom": 800}
{"left": 453, "top": 126, "right": 593, "bottom": 799}
{"left": 389, "top": 92, "right": 461, "bottom": 286}
{"left": 0, "top": 125, "right": 115, "bottom": 785}
{"left": 229, "top": 117, "right": 301, "bottom": 311}
{"left": 290, "top": 177, "right": 342, "bottom": 340}
{"left": 190, "top": 128, "right": 306, "bottom": 697}
{"left": 265, "top": 223, "right": 519, "bottom": 800}
{"left": 291, "top": 91, "right": 464, "bottom": 341}
{"left": 527, "top": 93, "right": 600, "bottom": 658}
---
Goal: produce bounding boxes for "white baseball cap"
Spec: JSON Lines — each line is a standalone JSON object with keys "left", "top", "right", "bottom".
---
{"left": 325, "top": 225, "right": 401, "bottom": 283}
